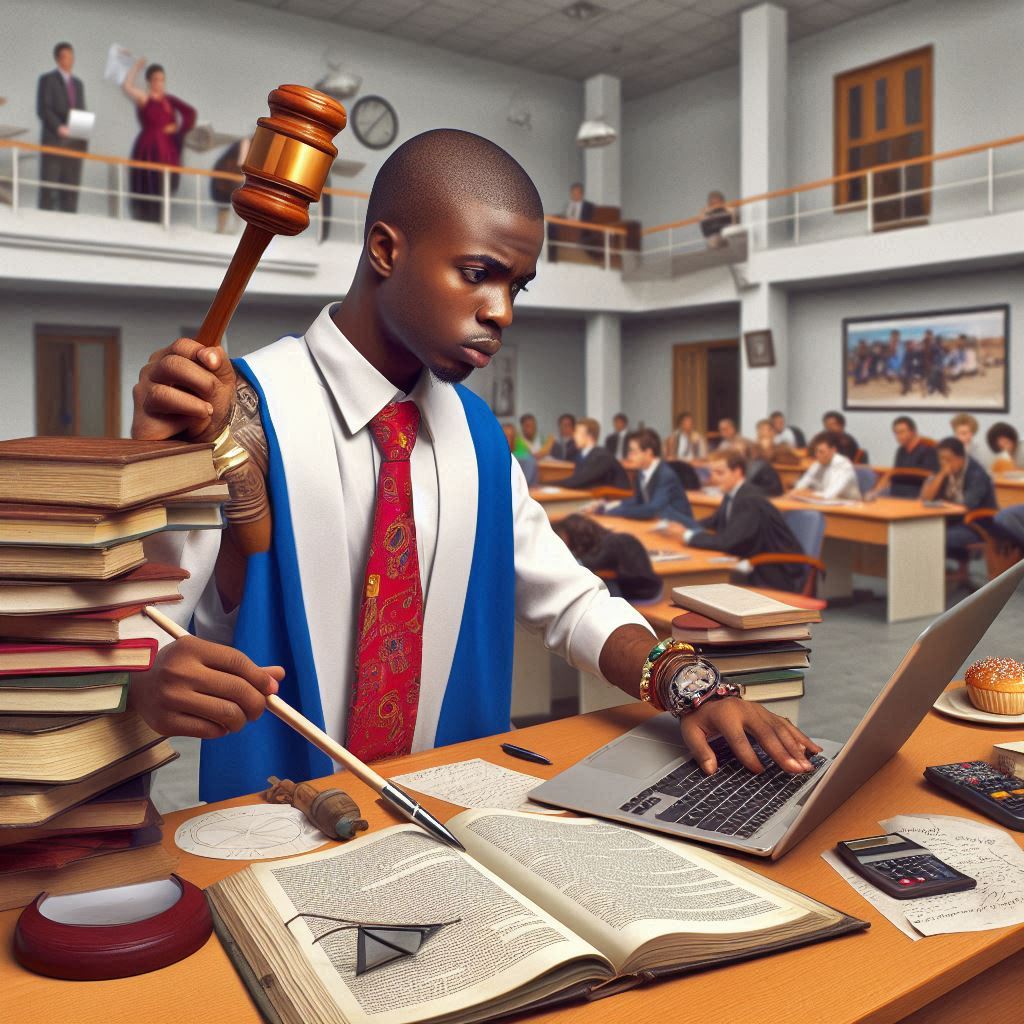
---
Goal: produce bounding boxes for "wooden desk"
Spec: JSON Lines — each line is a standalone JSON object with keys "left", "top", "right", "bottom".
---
{"left": 7, "top": 702, "right": 1021, "bottom": 1024}
{"left": 688, "top": 492, "right": 964, "bottom": 623}
{"left": 994, "top": 474, "right": 1024, "bottom": 510}
{"left": 529, "top": 485, "right": 593, "bottom": 517}
{"left": 537, "top": 459, "right": 576, "bottom": 484}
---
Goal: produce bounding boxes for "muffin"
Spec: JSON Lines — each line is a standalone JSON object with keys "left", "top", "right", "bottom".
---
{"left": 965, "top": 657, "right": 1024, "bottom": 715}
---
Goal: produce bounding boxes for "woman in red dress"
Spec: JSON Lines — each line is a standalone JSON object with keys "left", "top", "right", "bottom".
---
{"left": 121, "top": 58, "right": 196, "bottom": 222}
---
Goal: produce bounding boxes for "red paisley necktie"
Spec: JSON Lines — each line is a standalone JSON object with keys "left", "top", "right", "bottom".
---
{"left": 346, "top": 401, "right": 423, "bottom": 762}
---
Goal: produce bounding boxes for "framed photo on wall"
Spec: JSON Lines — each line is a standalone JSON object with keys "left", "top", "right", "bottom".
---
{"left": 842, "top": 305, "right": 1009, "bottom": 412}
{"left": 743, "top": 330, "right": 775, "bottom": 368}
{"left": 489, "top": 345, "right": 516, "bottom": 418}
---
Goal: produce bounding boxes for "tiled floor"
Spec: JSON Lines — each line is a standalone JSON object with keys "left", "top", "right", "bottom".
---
{"left": 149, "top": 581, "right": 1024, "bottom": 815}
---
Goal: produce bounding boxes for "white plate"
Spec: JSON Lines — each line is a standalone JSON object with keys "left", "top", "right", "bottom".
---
{"left": 933, "top": 685, "right": 1024, "bottom": 725}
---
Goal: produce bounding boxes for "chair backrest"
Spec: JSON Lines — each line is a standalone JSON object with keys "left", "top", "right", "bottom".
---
{"left": 783, "top": 509, "right": 826, "bottom": 560}
{"left": 667, "top": 460, "right": 702, "bottom": 491}
{"left": 854, "top": 465, "right": 878, "bottom": 494}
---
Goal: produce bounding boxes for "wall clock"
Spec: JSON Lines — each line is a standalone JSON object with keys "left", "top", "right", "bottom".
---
{"left": 350, "top": 95, "right": 399, "bottom": 150}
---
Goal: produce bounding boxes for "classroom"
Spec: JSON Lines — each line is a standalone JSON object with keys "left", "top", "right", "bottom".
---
{"left": 1, "top": 1, "right": 1023, "bottom": 1021}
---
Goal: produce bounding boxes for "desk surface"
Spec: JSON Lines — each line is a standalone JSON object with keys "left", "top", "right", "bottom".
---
{"left": 688, "top": 490, "right": 965, "bottom": 523}
{"left": 6, "top": 699, "right": 1022, "bottom": 1024}
{"left": 530, "top": 486, "right": 592, "bottom": 503}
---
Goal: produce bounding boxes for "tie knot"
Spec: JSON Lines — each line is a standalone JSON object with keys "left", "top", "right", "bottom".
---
{"left": 369, "top": 401, "right": 419, "bottom": 462}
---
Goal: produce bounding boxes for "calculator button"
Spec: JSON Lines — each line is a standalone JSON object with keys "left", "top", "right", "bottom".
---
{"left": 898, "top": 878, "right": 913, "bottom": 886}
{"left": 990, "top": 791, "right": 1009, "bottom": 799}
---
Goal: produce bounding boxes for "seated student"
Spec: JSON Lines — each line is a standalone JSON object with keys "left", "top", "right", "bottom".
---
{"left": 986, "top": 421, "right": 1024, "bottom": 474}
{"left": 993, "top": 504, "right": 1024, "bottom": 552}
{"left": 951, "top": 412, "right": 985, "bottom": 466}
{"left": 665, "top": 410, "right": 707, "bottom": 461}
{"left": 596, "top": 428, "right": 696, "bottom": 525}
{"left": 755, "top": 418, "right": 800, "bottom": 464}
{"left": 518, "top": 412, "right": 552, "bottom": 458}
{"left": 745, "top": 427, "right": 786, "bottom": 497}
{"left": 554, "top": 514, "right": 661, "bottom": 603}
{"left": 769, "top": 410, "right": 804, "bottom": 449}
{"left": 605, "top": 413, "right": 630, "bottom": 460}
{"left": 791, "top": 431, "right": 862, "bottom": 501}
{"left": 869, "top": 415, "right": 939, "bottom": 499}
{"left": 714, "top": 417, "right": 753, "bottom": 452}
{"left": 549, "top": 412, "right": 579, "bottom": 462}
{"left": 822, "top": 410, "right": 861, "bottom": 462}
{"left": 503, "top": 423, "right": 537, "bottom": 486}
{"left": 560, "top": 417, "right": 631, "bottom": 489}
{"left": 921, "top": 436, "right": 997, "bottom": 568}
{"left": 670, "top": 449, "right": 805, "bottom": 593}
{"left": 699, "top": 190, "right": 736, "bottom": 248}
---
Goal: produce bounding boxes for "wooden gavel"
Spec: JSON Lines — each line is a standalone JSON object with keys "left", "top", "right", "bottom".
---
{"left": 195, "top": 84, "right": 347, "bottom": 555}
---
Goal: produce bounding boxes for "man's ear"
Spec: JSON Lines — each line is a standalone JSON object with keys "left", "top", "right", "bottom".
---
{"left": 364, "top": 221, "right": 402, "bottom": 279}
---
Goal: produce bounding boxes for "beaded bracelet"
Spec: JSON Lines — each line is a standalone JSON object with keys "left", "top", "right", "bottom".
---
{"left": 639, "top": 639, "right": 695, "bottom": 710}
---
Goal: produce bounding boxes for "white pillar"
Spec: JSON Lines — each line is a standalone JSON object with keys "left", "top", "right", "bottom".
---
{"left": 585, "top": 313, "right": 621, "bottom": 434}
{"left": 740, "top": 4, "right": 788, "bottom": 433}
{"left": 583, "top": 74, "right": 621, "bottom": 207}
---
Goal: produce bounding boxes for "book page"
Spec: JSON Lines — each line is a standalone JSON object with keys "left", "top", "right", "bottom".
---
{"left": 453, "top": 810, "right": 809, "bottom": 972}
{"left": 250, "top": 825, "right": 610, "bottom": 1024}
{"left": 673, "top": 584, "right": 794, "bottom": 616}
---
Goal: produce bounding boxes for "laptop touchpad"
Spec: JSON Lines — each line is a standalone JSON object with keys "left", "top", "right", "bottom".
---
{"left": 585, "top": 737, "right": 685, "bottom": 778}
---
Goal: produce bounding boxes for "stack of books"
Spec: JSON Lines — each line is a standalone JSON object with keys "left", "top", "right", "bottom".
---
{"left": 0, "top": 437, "right": 226, "bottom": 910}
{"left": 670, "top": 584, "right": 822, "bottom": 723}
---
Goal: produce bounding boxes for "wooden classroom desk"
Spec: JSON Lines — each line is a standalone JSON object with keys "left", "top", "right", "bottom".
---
{"left": 528, "top": 485, "right": 593, "bottom": 517}
{"left": 536, "top": 458, "right": 577, "bottom": 484}
{"left": 6, "top": 698, "right": 1022, "bottom": 1024}
{"left": 687, "top": 491, "right": 965, "bottom": 623}
{"left": 994, "top": 473, "right": 1024, "bottom": 510}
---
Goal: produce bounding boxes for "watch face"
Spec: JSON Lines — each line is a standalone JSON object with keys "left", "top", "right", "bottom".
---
{"left": 351, "top": 95, "right": 398, "bottom": 150}
{"left": 667, "top": 659, "right": 721, "bottom": 707}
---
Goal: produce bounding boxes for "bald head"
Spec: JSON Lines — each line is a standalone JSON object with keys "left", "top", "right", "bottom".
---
{"left": 364, "top": 129, "right": 543, "bottom": 242}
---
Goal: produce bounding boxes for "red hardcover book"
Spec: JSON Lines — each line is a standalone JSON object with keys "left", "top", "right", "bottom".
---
{"left": 0, "top": 604, "right": 149, "bottom": 644}
{"left": 0, "top": 639, "right": 157, "bottom": 677}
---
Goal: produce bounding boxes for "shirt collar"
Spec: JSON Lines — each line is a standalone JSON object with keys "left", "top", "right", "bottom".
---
{"left": 641, "top": 457, "right": 660, "bottom": 484}
{"left": 580, "top": 444, "right": 594, "bottom": 458}
{"left": 303, "top": 302, "right": 434, "bottom": 439}
{"left": 728, "top": 480, "right": 744, "bottom": 499}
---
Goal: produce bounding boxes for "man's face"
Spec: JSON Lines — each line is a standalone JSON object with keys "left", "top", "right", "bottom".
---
{"left": 573, "top": 423, "right": 591, "bottom": 450}
{"left": 520, "top": 416, "right": 536, "bottom": 441}
{"left": 56, "top": 47, "right": 74, "bottom": 72}
{"left": 757, "top": 422, "right": 774, "bottom": 446}
{"left": 613, "top": 415, "right": 626, "bottom": 432}
{"left": 823, "top": 416, "right": 842, "bottom": 433}
{"left": 938, "top": 448, "right": 964, "bottom": 474}
{"left": 893, "top": 422, "right": 914, "bottom": 448}
{"left": 709, "top": 459, "right": 741, "bottom": 492}
{"left": 813, "top": 442, "right": 835, "bottom": 466}
{"left": 558, "top": 416, "right": 574, "bottom": 438}
{"left": 570, "top": 184, "right": 583, "bottom": 203}
{"left": 719, "top": 419, "right": 736, "bottom": 441}
{"left": 626, "top": 439, "right": 652, "bottom": 470}
{"left": 954, "top": 423, "right": 974, "bottom": 448}
{"left": 770, "top": 414, "right": 784, "bottom": 433}
{"left": 378, "top": 199, "right": 542, "bottom": 385}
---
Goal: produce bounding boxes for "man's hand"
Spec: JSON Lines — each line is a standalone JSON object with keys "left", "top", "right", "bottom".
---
{"left": 132, "top": 339, "right": 236, "bottom": 442}
{"left": 679, "top": 697, "right": 821, "bottom": 775}
{"left": 128, "top": 634, "right": 282, "bottom": 740}
{"left": 57, "top": 124, "right": 69, "bottom": 138}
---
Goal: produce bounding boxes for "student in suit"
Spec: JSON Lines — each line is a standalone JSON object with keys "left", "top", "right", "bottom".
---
{"left": 561, "top": 417, "right": 630, "bottom": 489}
{"left": 791, "top": 431, "right": 862, "bottom": 501}
{"left": 822, "top": 410, "right": 862, "bottom": 462}
{"left": 128, "top": 130, "right": 815, "bottom": 796}
{"left": 36, "top": 42, "right": 87, "bottom": 212}
{"left": 868, "top": 416, "right": 938, "bottom": 498}
{"left": 745, "top": 429, "right": 785, "bottom": 497}
{"left": 605, "top": 413, "right": 630, "bottom": 460}
{"left": 596, "top": 428, "right": 696, "bottom": 526}
{"left": 549, "top": 412, "right": 579, "bottom": 462}
{"left": 670, "top": 449, "right": 806, "bottom": 593}
{"left": 665, "top": 411, "right": 707, "bottom": 461}
{"left": 554, "top": 514, "right": 661, "bottom": 603}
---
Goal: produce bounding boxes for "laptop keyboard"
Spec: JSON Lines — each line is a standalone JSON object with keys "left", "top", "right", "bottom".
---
{"left": 619, "top": 737, "right": 827, "bottom": 839}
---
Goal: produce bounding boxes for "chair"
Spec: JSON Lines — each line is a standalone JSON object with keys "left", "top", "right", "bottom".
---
{"left": 747, "top": 509, "right": 827, "bottom": 598}
{"left": 853, "top": 448, "right": 870, "bottom": 464}
{"left": 667, "top": 460, "right": 702, "bottom": 491}
{"left": 965, "top": 508, "right": 1024, "bottom": 581}
{"left": 854, "top": 465, "right": 878, "bottom": 495}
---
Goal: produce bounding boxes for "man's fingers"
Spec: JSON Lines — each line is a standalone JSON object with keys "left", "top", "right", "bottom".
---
{"left": 718, "top": 721, "right": 765, "bottom": 774}
{"left": 166, "top": 686, "right": 254, "bottom": 732}
{"left": 159, "top": 712, "right": 229, "bottom": 742}
{"left": 771, "top": 720, "right": 814, "bottom": 769}
{"left": 193, "top": 640, "right": 282, "bottom": 697}
{"left": 143, "top": 382, "right": 214, "bottom": 420}
{"left": 678, "top": 717, "right": 718, "bottom": 774}
{"left": 149, "top": 353, "right": 220, "bottom": 399}
{"left": 746, "top": 718, "right": 806, "bottom": 774}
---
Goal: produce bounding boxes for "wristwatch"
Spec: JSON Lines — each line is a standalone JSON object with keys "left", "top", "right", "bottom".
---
{"left": 660, "top": 659, "right": 741, "bottom": 719}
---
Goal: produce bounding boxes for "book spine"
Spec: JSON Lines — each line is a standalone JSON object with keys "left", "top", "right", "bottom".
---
{"left": 993, "top": 745, "right": 1024, "bottom": 777}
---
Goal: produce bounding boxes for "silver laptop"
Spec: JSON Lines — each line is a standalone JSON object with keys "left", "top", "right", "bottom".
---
{"left": 530, "top": 559, "right": 1024, "bottom": 860}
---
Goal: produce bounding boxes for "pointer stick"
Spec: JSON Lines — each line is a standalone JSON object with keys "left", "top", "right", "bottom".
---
{"left": 142, "top": 605, "right": 463, "bottom": 850}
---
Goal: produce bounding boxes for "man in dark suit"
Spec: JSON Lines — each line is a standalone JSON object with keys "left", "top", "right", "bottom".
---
{"left": 677, "top": 448, "right": 806, "bottom": 592}
{"left": 595, "top": 428, "right": 695, "bottom": 526}
{"left": 604, "top": 412, "right": 629, "bottom": 460}
{"left": 561, "top": 417, "right": 630, "bottom": 489}
{"left": 822, "top": 410, "right": 862, "bottom": 463}
{"left": 550, "top": 412, "right": 579, "bottom": 462}
{"left": 37, "top": 42, "right": 88, "bottom": 212}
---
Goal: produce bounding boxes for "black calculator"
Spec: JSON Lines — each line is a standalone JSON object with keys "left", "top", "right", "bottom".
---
{"left": 835, "top": 833, "right": 976, "bottom": 899}
{"left": 924, "top": 761, "right": 1024, "bottom": 832}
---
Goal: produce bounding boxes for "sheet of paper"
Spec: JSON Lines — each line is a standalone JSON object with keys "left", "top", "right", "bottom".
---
{"left": 391, "top": 758, "right": 561, "bottom": 814}
{"left": 823, "top": 813, "right": 1024, "bottom": 939}
{"left": 648, "top": 549, "right": 688, "bottom": 563}
{"left": 66, "top": 109, "right": 95, "bottom": 141}
{"left": 104, "top": 44, "right": 135, "bottom": 85}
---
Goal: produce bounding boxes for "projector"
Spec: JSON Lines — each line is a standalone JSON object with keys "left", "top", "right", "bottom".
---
{"left": 315, "top": 71, "right": 362, "bottom": 100}
{"left": 576, "top": 118, "right": 617, "bottom": 148}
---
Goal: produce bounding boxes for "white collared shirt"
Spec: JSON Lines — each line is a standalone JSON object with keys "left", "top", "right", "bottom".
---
{"left": 578, "top": 444, "right": 595, "bottom": 460}
{"left": 639, "top": 458, "right": 661, "bottom": 500}
{"left": 795, "top": 452, "right": 861, "bottom": 500}
{"left": 775, "top": 427, "right": 796, "bottom": 447}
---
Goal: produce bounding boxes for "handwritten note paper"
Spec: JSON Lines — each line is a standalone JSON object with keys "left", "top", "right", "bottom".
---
{"left": 823, "top": 813, "right": 1024, "bottom": 939}
{"left": 391, "top": 758, "right": 560, "bottom": 814}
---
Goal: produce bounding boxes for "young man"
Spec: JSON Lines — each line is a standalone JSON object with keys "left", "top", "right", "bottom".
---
{"left": 36, "top": 41, "right": 87, "bottom": 212}
{"left": 129, "top": 130, "right": 816, "bottom": 800}
{"left": 502, "top": 422, "right": 537, "bottom": 485}
{"left": 518, "top": 412, "right": 551, "bottom": 458}
{"left": 921, "top": 437, "right": 997, "bottom": 564}
{"left": 560, "top": 418, "right": 630, "bottom": 490}
{"left": 671, "top": 449, "right": 806, "bottom": 593}
{"left": 950, "top": 412, "right": 984, "bottom": 466}
{"left": 792, "top": 431, "right": 862, "bottom": 501}
{"left": 821, "top": 411, "right": 861, "bottom": 462}
{"left": 869, "top": 415, "right": 939, "bottom": 499}
{"left": 768, "top": 411, "right": 803, "bottom": 449}
{"left": 605, "top": 413, "right": 630, "bottom": 460}
{"left": 596, "top": 428, "right": 696, "bottom": 525}
{"left": 715, "top": 417, "right": 752, "bottom": 452}
{"left": 550, "top": 413, "right": 579, "bottom": 462}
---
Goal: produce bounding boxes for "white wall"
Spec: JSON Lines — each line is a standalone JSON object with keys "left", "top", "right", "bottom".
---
{"left": 787, "top": 268, "right": 1021, "bottom": 462}
{"left": 2, "top": 0, "right": 583, "bottom": 214}
{"left": 621, "top": 308, "right": 741, "bottom": 436}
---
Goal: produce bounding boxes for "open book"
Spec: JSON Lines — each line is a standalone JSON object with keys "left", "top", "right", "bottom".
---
{"left": 207, "top": 810, "right": 865, "bottom": 1024}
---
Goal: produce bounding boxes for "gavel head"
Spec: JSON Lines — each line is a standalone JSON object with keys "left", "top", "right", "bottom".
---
{"left": 233, "top": 84, "right": 347, "bottom": 236}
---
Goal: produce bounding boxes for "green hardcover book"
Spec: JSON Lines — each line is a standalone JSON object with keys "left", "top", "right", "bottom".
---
{"left": 0, "top": 671, "right": 130, "bottom": 715}
{"left": 730, "top": 670, "right": 805, "bottom": 702}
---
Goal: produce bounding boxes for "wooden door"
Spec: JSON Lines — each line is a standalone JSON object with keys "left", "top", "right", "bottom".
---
{"left": 35, "top": 328, "right": 121, "bottom": 437}
{"left": 672, "top": 339, "right": 739, "bottom": 434}
{"left": 834, "top": 46, "right": 933, "bottom": 228}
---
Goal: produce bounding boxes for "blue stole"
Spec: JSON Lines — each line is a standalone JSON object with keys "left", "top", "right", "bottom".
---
{"left": 197, "top": 371, "right": 515, "bottom": 803}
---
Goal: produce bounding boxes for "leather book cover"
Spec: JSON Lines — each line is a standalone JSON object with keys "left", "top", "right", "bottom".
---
{"left": 0, "top": 822, "right": 163, "bottom": 876}
{"left": 0, "top": 638, "right": 157, "bottom": 676}
{"left": 0, "top": 437, "right": 212, "bottom": 465}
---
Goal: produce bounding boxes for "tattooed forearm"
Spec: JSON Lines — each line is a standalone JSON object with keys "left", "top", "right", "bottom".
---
{"left": 223, "top": 377, "right": 270, "bottom": 525}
